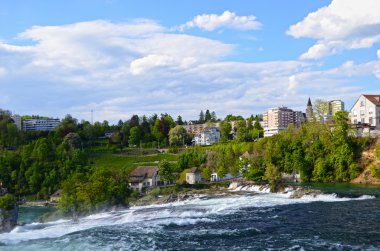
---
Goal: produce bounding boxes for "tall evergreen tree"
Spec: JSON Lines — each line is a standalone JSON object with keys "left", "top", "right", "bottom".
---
{"left": 199, "top": 110, "right": 205, "bottom": 124}
{"left": 205, "top": 109, "right": 212, "bottom": 121}
{"left": 176, "top": 115, "right": 184, "bottom": 125}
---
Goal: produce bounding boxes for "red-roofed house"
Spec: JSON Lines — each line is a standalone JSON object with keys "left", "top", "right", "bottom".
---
{"left": 350, "top": 95, "right": 380, "bottom": 129}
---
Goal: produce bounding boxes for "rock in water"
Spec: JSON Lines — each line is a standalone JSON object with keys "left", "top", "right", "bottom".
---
{"left": 0, "top": 207, "right": 18, "bottom": 233}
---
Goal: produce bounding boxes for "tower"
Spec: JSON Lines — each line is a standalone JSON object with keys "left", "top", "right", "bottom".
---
{"left": 306, "top": 97, "right": 313, "bottom": 122}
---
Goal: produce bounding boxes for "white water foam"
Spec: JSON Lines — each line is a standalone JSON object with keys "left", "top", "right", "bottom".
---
{"left": 0, "top": 189, "right": 375, "bottom": 245}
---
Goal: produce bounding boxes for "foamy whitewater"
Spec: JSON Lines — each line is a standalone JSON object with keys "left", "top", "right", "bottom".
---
{"left": 0, "top": 185, "right": 378, "bottom": 250}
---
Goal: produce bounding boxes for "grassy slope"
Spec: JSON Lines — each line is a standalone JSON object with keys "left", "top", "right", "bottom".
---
{"left": 89, "top": 150, "right": 179, "bottom": 173}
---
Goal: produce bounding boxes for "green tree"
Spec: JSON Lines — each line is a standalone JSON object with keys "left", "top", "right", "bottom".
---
{"left": 205, "top": 109, "right": 212, "bottom": 122}
{"left": 199, "top": 110, "right": 205, "bottom": 124}
{"left": 176, "top": 115, "right": 184, "bottom": 125}
{"left": 129, "top": 126, "right": 142, "bottom": 147}
{"left": 158, "top": 160, "right": 175, "bottom": 182}
{"left": 169, "top": 125, "right": 189, "bottom": 146}
{"left": 264, "top": 163, "right": 282, "bottom": 192}
{"left": 220, "top": 121, "right": 232, "bottom": 140}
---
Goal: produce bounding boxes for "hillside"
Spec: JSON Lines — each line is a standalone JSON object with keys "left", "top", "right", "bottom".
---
{"left": 352, "top": 149, "right": 380, "bottom": 185}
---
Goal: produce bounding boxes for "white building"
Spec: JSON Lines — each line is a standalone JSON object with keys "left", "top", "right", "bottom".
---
{"left": 186, "top": 167, "right": 202, "bottom": 184}
{"left": 193, "top": 127, "right": 220, "bottom": 145}
{"left": 12, "top": 115, "right": 22, "bottom": 130}
{"left": 129, "top": 166, "right": 170, "bottom": 191}
{"left": 263, "top": 107, "right": 304, "bottom": 137}
{"left": 23, "top": 118, "right": 60, "bottom": 131}
{"left": 350, "top": 95, "right": 380, "bottom": 130}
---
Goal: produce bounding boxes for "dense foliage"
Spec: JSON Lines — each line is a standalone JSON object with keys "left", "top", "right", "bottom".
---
{"left": 0, "top": 194, "right": 16, "bottom": 210}
{"left": 173, "top": 111, "right": 368, "bottom": 184}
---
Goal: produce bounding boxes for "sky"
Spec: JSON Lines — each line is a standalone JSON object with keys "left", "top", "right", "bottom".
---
{"left": 0, "top": 0, "right": 380, "bottom": 123}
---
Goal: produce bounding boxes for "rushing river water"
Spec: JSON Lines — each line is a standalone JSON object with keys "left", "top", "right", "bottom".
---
{"left": 0, "top": 184, "right": 379, "bottom": 250}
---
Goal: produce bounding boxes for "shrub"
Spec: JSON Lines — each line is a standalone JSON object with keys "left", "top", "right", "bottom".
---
{"left": 0, "top": 194, "right": 16, "bottom": 210}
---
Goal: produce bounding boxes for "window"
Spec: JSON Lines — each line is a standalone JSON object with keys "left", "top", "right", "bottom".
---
{"left": 369, "top": 117, "right": 373, "bottom": 125}
{"left": 354, "top": 119, "right": 357, "bottom": 124}
{"left": 360, "top": 110, "right": 365, "bottom": 116}
{"left": 360, "top": 101, "right": 364, "bottom": 107}
{"left": 361, "top": 118, "right": 365, "bottom": 123}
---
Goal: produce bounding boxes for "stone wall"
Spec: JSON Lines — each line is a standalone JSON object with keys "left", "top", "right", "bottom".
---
{"left": 0, "top": 207, "right": 18, "bottom": 233}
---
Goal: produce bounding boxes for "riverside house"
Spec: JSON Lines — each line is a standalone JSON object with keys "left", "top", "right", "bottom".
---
{"left": 129, "top": 166, "right": 169, "bottom": 191}
{"left": 186, "top": 167, "right": 202, "bottom": 184}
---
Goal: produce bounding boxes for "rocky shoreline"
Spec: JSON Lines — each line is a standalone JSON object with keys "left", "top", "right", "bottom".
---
{"left": 131, "top": 182, "right": 324, "bottom": 207}
{"left": 0, "top": 207, "right": 18, "bottom": 234}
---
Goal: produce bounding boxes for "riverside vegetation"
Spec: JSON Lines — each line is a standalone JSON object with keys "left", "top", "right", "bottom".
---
{"left": 0, "top": 108, "right": 379, "bottom": 220}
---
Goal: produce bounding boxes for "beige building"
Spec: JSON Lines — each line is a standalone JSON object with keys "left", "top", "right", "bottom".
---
{"left": 263, "top": 107, "right": 304, "bottom": 137}
{"left": 186, "top": 167, "right": 202, "bottom": 184}
{"left": 329, "top": 100, "right": 345, "bottom": 116}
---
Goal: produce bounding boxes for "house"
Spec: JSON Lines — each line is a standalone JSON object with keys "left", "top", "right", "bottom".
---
{"left": 129, "top": 166, "right": 168, "bottom": 191}
{"left": 350, "top": 95, "right": 380, "bottom": 136}
{"left": 193, "top": 127, "right": 220, "bottom": 145}
{"left": 186, "top": 167, "right": 202, "bottom": 184}
{"left": 50, "top": 189, "right": 62, "bottom": 202}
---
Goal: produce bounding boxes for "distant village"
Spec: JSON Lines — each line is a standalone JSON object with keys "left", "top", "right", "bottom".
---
{"left": 1, "top": 93, "right": 379, "bottom": 195}
{"left": 9, "top": 94, "right": 378, "bottom": 145}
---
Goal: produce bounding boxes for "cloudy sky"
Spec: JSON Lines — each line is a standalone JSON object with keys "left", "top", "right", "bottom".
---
{"left": 0, "top": 0, "right": 379, "bottom": 123}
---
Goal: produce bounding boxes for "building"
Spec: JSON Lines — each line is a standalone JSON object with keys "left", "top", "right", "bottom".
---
{"left": 306, "top": 97, "right": 313, "bottom": 122}
{"left": 186, "top": 167, "right": 202, "bottom": 184}
{"left": 193, "top": 127, "right": 220, "bottom": 145}
{"left": 183, "top": 122, "right": 220, "bottom": 135}
{"left": 329, "top": 100, "right": 345, "bottom": 116}
{"left": 350, "top": 95, "right": 380, "bottom": 130}
{"left": 128, "top": 166, "right": 170, "bottom": 191}
{"left": 23, "top": 118, "right": 60, "bottom": 131}
{"left": 12, "top": 115, "right": 22, "bottom": 130}
{"left": 50, "top": 189, "right": 62, "bottom": 202}
{"left": 263, "top": 107, "right": 304, "bottom": 137}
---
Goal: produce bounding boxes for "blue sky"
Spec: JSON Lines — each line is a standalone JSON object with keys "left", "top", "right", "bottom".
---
{"left": 0, "top": 0, "right": 379, "bottom": 123}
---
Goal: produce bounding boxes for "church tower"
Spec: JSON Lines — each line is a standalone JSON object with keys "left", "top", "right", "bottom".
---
{"left": 306, "top": 97, "right": 313, "bottom": 122}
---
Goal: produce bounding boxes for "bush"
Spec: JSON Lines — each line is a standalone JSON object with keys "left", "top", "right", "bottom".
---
{"left": 0, "top": 194, "right": 16, "bottom": 210}
{"left": 370, "top": 164, "right": 380, "bottom": 179}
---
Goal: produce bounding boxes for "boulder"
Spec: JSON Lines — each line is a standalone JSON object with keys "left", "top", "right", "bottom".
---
{"left": 0, "top": 207, "right": 18, "bottom": 233}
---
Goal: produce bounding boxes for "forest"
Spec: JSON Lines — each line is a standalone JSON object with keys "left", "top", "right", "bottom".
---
{"left": 0, "top": 108, "right": 371, "bottom": 214}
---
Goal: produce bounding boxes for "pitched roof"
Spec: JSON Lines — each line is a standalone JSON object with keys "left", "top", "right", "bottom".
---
{"left": 187, "top": 167, "right": 200, "bottom": 174}
{"left": 241, "top": 151, "right": 252, "bottom": 159}
{"left": 51, "top": 189, "right": 62, "bottom": 197}
{"left": 129, "top": 166, "right": 158, "bottom": 183}
{"left": 307, "top": 97, "right": 312, "bottom": 107}
{"left": 363, "top": 95, "right": 380, "bottom": 106}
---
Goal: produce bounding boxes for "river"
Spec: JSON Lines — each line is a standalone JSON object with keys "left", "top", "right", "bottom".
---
{"left": 0, "top": 184, "right": 379, "bottom": 250}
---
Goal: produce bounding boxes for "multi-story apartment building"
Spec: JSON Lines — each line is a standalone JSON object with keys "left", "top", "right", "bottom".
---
{"left": 12, "top": 115, "right": 22, "bottom": 130}
{"left": 329, "top": 100, "right": 345, "bottom": 116}
{"left": 350, "top": 95, "right": 380, "bottom": 129}
{"left": 263, "top": 107, "right": 305, "bottom": 137}
{"left": 23, "top": 118, "right": 60, "bottom": 131}
{"left": 193, "top": 127, "right": 220, "bottom": 145}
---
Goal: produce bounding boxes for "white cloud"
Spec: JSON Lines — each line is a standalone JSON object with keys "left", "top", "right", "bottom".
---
{"left": 179, "top": 11, "right": 261, "bottom": 31}
{"left": 0, "top": 19, "right": 378, "bottom": 122}
{"left": 130, "top": 54, "right": 174, "bottom": 75}
{"left": 287, "top": 0, "right": 380, "bottom": 59}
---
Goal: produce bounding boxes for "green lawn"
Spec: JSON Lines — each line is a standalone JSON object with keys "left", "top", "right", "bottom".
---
{"left": 89, "top": 152, "right": 179, "bottom": 173}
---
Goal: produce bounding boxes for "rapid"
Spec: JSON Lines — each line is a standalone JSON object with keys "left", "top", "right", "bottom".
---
{"left": 0, "top": 184, "right": 378, "bottom": 250}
